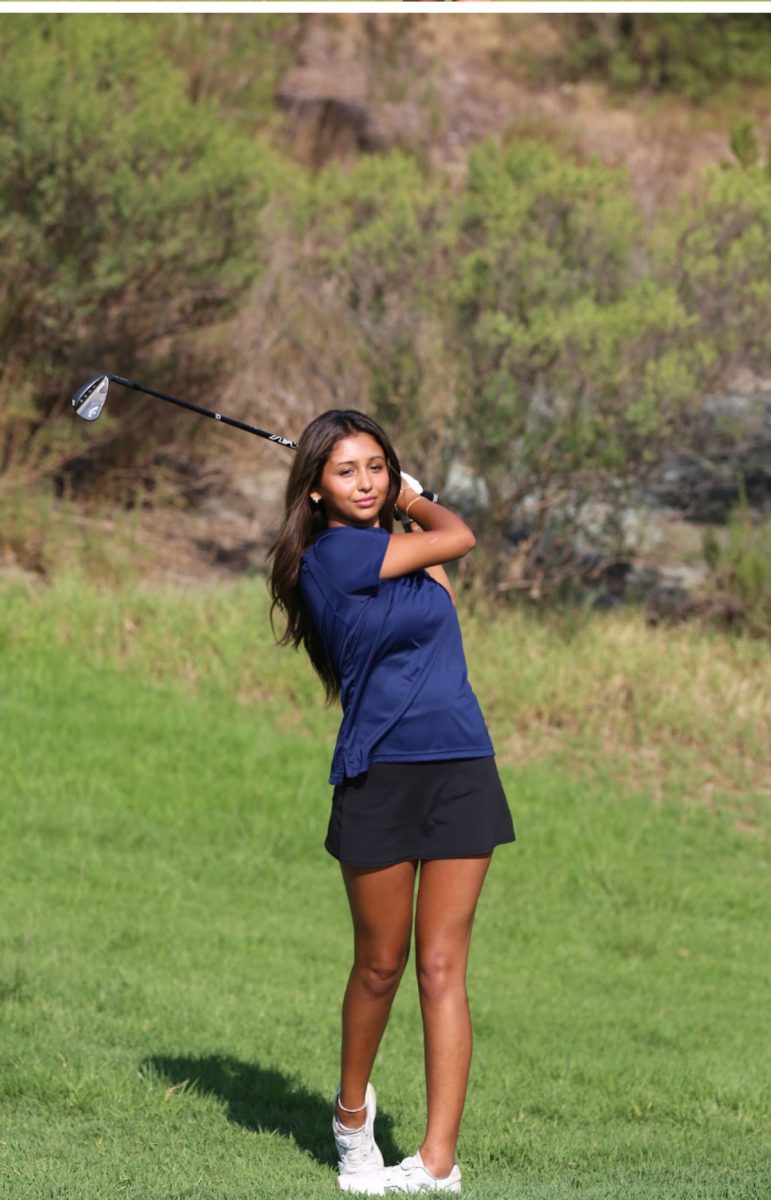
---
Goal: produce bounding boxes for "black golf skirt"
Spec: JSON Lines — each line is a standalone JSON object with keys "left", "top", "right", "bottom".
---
{"left": 325, "top": 756, "right": 516, "bottom": 868}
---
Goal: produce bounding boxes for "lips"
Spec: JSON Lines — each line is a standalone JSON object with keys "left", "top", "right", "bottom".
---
{"left": 354, "top": 498, "right": 376, "bottom": 507}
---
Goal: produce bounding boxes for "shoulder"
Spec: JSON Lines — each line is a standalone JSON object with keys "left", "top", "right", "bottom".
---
{"left": 302, "top": 526, "right": 390, "bottom": 597}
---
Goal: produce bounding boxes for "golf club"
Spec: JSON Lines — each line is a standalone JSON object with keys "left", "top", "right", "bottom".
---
{"left": 72, "top": 373, "right": 298, "bottom": 448}
{"left": 71, "top": 374, "right": 438, "bottom": 518}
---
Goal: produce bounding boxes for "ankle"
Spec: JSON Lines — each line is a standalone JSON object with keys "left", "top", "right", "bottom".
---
{"left": 419, "top": 1144, "right": 456, "bottom": 1179}
{"left": 334, "top": 1107, "right": 365, "bottom": 1131}
{"left": 335, "top": 1090, "right": 367, "bottom": 1130}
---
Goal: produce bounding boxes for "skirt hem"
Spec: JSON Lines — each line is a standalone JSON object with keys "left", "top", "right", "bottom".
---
{"left": 325, "top": 832, "right": 516, "bottom": 870}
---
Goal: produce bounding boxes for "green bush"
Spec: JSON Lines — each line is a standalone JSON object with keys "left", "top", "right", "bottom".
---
{"left": 0, "top": 15, "right": 278, "bottom": 496}
{"left": 704, "top": 494, "right": 771, "bottom": 634}
{"left": 290, "top": 153, "right": 453, "bottom": 460}
{"left": 652, "top": 161, "right": 771, "bottom": 384}
{"left": 447, "top": 138, "right": 703, "bottom": 572}
{"left": 567, "top": 15, "right": 771, "bottom": 101}
{"left": 729, "top": 119, "right": 760, "bottom": 170}
{"left": 150, "top": 13, "right": 300, "bottom": 129}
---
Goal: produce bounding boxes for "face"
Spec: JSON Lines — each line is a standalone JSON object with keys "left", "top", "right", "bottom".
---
{"left": 314, "top": 432, "right": 391, "bottom": 528}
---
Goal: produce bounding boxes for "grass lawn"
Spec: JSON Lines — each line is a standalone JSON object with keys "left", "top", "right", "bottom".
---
{"left": 0, "top": 575, "right": 768, "bottom": 1199}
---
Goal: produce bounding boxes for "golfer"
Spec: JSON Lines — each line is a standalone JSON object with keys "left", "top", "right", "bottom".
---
{"left": 268, "top": 410, "right": 515, "bottom": 1194}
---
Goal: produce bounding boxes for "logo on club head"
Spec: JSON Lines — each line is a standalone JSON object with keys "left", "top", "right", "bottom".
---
{"left": 88, "top": 404, "right": 100, "bottom": 419}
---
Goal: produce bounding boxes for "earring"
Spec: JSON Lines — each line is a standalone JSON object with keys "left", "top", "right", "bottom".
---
{"left": 310, "top": 493, "right": 321, "bottom": 504}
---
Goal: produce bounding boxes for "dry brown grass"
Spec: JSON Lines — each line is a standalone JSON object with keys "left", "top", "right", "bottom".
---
{"left": 467, "top": 605, "right": 770, "bottom": 836}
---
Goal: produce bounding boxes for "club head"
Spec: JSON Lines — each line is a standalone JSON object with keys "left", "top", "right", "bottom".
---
{"left": 72, "top": 375, "right": 110, "bottom": 421}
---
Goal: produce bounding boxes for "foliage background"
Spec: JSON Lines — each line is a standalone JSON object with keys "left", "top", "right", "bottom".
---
{"left": 1, "top": 11, "right": 770, "bottom": 619}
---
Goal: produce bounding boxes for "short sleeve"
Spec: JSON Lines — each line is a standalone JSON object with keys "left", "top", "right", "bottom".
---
{"left": 308, "top": 526, "right": 389, "bottom": 599}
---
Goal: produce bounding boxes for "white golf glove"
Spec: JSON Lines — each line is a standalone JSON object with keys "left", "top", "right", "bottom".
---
{"left": 400, "top": 470, "right": 424, "bottom": 495}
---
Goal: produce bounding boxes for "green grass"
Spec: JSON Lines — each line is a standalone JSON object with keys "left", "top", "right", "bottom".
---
{"left": 0, "top": 575, "right": 768, "bottom": 1198}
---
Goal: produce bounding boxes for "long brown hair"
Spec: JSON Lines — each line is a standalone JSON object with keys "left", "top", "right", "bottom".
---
{"left": 267, "top": 410, "right": 402, "bottom": 702}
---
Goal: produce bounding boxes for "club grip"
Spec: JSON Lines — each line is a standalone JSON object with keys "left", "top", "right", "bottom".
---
{"left": 395, "top": 488, "right": 439, "bottom": 532}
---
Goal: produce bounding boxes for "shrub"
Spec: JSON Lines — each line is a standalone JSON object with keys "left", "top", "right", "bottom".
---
{"left": 652, "top": 161, "right": 771, "bottom": 385}
{"left": 447, "top": 138, "right": 704, "bottom": 582}
{"left": 703, "top": 493, "right": 771, "bottom": 635}
{"left": 287, "top": 153, "right": 454, "bottom": 471}
{"left": 566, "top": 15, "right": 771, "bottom": 101}
{"left": 0, "top": 16, "right": 278, "bottom": 499}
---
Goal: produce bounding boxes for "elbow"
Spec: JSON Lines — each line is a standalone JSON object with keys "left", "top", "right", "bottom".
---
{"left": 459, "top": 529, "right": 476, "bottom": 557}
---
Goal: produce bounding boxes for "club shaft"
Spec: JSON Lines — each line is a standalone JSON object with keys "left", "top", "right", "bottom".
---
{"left": 101, "top": 375, "right": 436, "bottom": 518}
{"left": 110, "top": 375, "right": 298, "bottom": 449}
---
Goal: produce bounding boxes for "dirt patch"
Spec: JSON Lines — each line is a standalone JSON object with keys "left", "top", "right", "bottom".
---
{"left": 282, "top": 14, "right": 766, "bottom": 219}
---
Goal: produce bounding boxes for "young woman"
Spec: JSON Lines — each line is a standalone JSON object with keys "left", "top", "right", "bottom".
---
{"left": 268, "top": 410, "right": 515, "bottom": 1195}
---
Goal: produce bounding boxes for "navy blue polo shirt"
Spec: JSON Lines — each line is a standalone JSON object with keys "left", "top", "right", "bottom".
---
{"left": 299, "top": 525, "right": 494, "bottom": 785}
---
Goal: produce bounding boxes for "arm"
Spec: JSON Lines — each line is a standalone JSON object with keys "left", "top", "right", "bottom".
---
{"left": 380, "top": 483, "right": 476, "bottom": 579}
{"left": 398, "top": 521, "right": 457, "bottom": 603}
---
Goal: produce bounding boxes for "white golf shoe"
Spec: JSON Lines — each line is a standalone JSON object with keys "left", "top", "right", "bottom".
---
{"left": 380, "top": 1152, "right": 462, "bottom": 1193}
{"left": 343, "top": 1152, "right": 462, "bottom": 1195}
{"left": 334, "top": 1082, "right": 384, "bottom": 1192}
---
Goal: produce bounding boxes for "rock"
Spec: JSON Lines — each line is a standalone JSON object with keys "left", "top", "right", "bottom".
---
{"left": 276, "top": 66, "right": 426, "bottom": 166}
{"left": 646, "top": 589, "right": 748, "bottom": 629}
{"left": 592, "top": 592, "right": 626, "bottom": 612}
{"left": 193, "top": 537, "right": 264, "bottom": 575}
{"left": 626, "top": 561, "right": 709, "bottom": 604}
{"left": 643, "top": 390, "right": 771, "bottom": 521}
{"left": 276, "top": 66, "right": 372, "bottom": 166}
{"left": 443, "top": 459, "right": 490, "bottom": 512}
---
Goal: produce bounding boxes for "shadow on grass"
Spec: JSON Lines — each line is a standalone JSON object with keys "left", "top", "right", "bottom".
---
{"left": 143, "top": 1053, "right": 402, "bottom": 1167}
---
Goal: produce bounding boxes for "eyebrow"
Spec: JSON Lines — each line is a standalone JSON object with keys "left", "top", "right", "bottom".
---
{"left": 332, "top": 455, "right": 386, "bottom": 466}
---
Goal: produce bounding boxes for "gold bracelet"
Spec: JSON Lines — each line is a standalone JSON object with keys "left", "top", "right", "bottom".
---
{"left": 405, "top": 495, "right": 422, "bottom": 517}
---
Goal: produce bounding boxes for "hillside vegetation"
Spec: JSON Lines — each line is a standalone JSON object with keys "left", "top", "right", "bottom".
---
{"left": 1, "top": 13, "right": 770, "bottom": 624}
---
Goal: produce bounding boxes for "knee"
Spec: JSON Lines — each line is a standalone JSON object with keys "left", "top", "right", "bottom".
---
{"left": 354, "top": 953, "right": 407, "bottom": 1001}
{"left": 416, "top": 952, "right": 465, "bottom": 1004}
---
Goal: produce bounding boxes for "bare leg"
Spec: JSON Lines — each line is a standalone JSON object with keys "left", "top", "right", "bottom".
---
{"left": 336, "top": 859, "right": 417, "bottom": 1128}
{"left": 413, "top": 855, "right": 492, "bottom": 1177}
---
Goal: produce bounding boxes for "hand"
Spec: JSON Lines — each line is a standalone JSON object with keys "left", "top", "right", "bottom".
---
{"left": 397, "top": 470, "right": 422, "bottom": 513}
{"left": 400, "top": 470, "right": 423, "bottom": 495}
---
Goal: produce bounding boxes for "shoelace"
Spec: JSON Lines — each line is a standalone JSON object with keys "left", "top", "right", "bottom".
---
{"left": 334, "top": 1121, "right": 376, "bottom": 1171}
{"left": 383, "top": 1154, "right": 457, "bottom": 1191}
